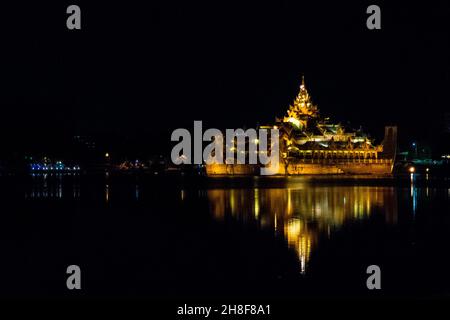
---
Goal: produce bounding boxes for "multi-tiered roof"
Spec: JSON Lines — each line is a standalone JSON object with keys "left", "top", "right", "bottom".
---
{"left": 276, "top": 76, "right": 380, "bottom": 154}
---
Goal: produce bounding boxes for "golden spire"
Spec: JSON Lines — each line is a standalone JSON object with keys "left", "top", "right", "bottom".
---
{"left": 295, "top": 75, "right": 310, "bottom": 109}
{"left": 283, "top": 74, "right": 318, "bottom": 123}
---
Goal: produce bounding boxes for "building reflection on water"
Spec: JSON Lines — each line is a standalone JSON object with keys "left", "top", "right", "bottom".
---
{"left": 22, "top": 174, "right": 406, "bottom": 274}
{"left": 207, "top": 184, "right": 398, "bottom": 273}
{"left": 25, "top": 173, "right": 80, "bottom": 199}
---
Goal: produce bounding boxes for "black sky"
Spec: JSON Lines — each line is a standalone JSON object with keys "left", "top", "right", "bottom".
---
{"left": 1, "top": 1, "right": 449, "bottom": 153}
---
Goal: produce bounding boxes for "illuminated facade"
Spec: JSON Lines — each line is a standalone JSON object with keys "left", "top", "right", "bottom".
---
{"left": 206, "top": 76, "right": 395, "bottom": 175}
{"left": 278, "top": 76, "right": 383, "bottom": 162}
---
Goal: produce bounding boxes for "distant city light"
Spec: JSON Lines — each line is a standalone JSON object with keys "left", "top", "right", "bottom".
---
{"left": 29, "top": 160, "right": 79, "bottom": 173}
{"left": 409, "top": 167, "right": 415, "bottom": 173}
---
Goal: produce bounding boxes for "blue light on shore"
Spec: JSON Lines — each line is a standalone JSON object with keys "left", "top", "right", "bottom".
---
{"left": 29, "top": 161, "right": 79, "bottom": 172}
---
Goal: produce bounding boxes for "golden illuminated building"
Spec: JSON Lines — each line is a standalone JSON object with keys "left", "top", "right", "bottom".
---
{"left": 278, "top": 76, "right": 384, "bottom": 163}
{"left": 205, "top": 76, "right": 396, "bottom": 175}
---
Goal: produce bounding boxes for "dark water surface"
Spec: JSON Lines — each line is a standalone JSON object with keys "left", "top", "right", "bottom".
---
{"left": 1, "top": 173, "right": 449, "bottom": 299}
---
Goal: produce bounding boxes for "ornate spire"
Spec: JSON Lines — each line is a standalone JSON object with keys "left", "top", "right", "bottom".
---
{"left": 293, "top": 75, "right": 315, "bottom": 112}
{"left": 284, "top": 75, "right": 319, "bottom": 124}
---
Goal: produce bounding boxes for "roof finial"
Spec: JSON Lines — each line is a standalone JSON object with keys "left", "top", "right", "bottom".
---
{"left": 301, "top": 74, "right": 305, "bottom": 88}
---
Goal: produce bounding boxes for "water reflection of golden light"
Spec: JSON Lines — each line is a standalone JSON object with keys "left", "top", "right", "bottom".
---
{"left": 105, "top": 184, "right": 110, "bottom": 203}
{"left": 287, "top": 188, "right": 292, "bottom": 215}
{"left": 286, "top": 218, "right": 301, "bottom": 241}
{"left": 284, "top": 218, "right": 313, "bottom": 274}
{"left": 254, "top": 189, "right": 260, "bottom": 218}
{"left": 207, "top": 183, "right": 397, "bottom": 273}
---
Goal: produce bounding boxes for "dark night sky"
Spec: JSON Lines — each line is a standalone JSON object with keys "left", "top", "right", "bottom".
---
{"left": 0, "top": 1, "right": 449, "bottom": 154}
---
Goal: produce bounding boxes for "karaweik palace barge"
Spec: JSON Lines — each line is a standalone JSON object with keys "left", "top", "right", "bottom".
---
{"left": 206, "top": 76, "right": 397, "bottom": 176}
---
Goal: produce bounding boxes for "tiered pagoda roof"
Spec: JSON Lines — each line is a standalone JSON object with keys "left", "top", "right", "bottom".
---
{"left": 276, "top": 76, "right": 380, "bottom": 153}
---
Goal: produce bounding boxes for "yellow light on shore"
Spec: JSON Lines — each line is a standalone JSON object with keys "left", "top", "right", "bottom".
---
{"left": 409, "top": 166, "right": 415, "bottom": 173}
{"left": 105, "top": 153, "right": 110, "bottom": 158}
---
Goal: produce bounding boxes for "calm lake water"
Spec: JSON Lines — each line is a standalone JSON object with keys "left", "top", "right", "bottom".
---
{"left": 1, "top": 173, "right": 449, "bottom": 298}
